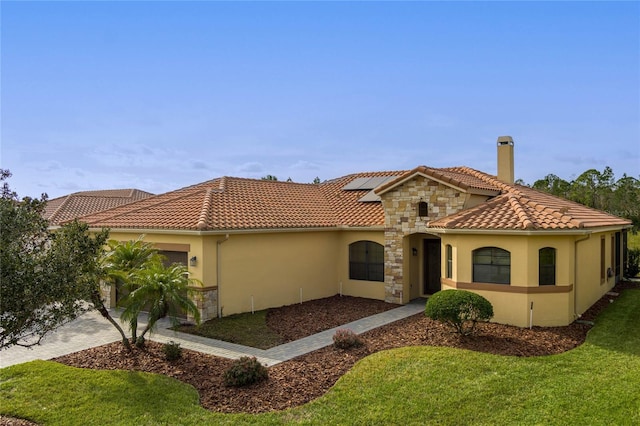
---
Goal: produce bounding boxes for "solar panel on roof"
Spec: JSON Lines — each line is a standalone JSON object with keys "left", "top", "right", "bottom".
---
{"left": 358, "top": 191, "right": 382, "bottom": 202}
{"left": 342, "top": 175, "right": 398, "bottom": 191}
{"left": 342, "top": 177, "right": 371, "bottom": 190}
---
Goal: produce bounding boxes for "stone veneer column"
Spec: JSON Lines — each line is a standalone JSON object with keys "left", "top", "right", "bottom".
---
{"left": 99, "top": 281, "right": 113, "bottom": 309}
{"left": 380, "top": 176, "right": 468, "bottom": 304}
{"left": 190, "top": 287, "right": 218, "bottom": 322}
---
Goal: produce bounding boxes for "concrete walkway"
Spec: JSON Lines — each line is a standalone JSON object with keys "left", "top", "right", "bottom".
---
{"left": 1, "top": 299, "right": 425, "bottom": 368}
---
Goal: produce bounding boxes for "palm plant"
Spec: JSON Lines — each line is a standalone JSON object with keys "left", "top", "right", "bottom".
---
{"left": 101, "top": 237, "right": 160, "bottom": 345}
{"left": 102, "top": 237, "right": 158, "bottom": 288}
{"left": 121, "top": 260, "right": 201, "bottom": 347}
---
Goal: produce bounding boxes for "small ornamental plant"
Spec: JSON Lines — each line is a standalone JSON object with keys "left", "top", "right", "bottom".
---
{"left": 224, "top": 356, "right": 268, "bottom": 387}
{"left": 333, "top": 328, "right": 364, "bottom": 349}
{"left": 425, "top": 290, "right": 494, "bottom": 336}
{"left": 163, "top": 341, "right": 182, "bottom": 361}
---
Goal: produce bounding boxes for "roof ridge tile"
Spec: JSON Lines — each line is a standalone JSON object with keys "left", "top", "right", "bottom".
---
{"left": 197, "top": 189, "right": 214, "bottom": 230}
{"left": 48, "top": 195, "right": 72, "bottom": 224}
{"left": 506, "top": 194, "right": 534, "bottom": 229}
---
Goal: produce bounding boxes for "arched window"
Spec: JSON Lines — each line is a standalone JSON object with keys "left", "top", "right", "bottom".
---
{"left": 445, "top": 244, "right": 453, "bottom": 279}
{"left": 349, "top": 241, "right": 384, "bottom": 282}
{"left": 472, "top": 247, "right": 510, "bottom": 284}
{"left": 539, "top": 247, "right": 556, "bottom": 285}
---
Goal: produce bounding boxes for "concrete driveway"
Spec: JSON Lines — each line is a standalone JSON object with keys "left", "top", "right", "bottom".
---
{"left": 0, "top": 310, "right": 125, "bottom": 368}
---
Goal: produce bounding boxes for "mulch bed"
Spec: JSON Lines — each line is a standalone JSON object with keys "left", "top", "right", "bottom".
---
{"left": 45, "top": 282, "right": 637, "bottom": 415}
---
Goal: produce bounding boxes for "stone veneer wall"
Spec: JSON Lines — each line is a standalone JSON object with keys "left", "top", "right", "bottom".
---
{"left": 380, "top": 175, "right": 469, "bottom": 303}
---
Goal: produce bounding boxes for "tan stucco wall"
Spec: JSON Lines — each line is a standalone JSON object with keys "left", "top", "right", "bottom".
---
{"left": 105, "top": 225, "right": 624, "bottom": 327}
{"left": 336, "top": 231, "right": 386, "bottom": 301}
{"left": 442, "top": 234, "right": 574, "bottom": 288}
{"left": 575, "top": 231, "right": 616, "bottom": 316}
{"left": 106, "top": 229, "right": 389, "bottom": 319}
{"left": 439, "top": 231, "right": 622, "bottom": 327}
{"left": 217, "top": 230, "right": 342, "bottom": 316}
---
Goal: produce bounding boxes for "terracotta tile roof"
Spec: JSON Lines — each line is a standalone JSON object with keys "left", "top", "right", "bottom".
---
{"left": 75, "top": 167, "right": 631, "bottom": 232}
{"left": 429, "top": 170, "right": 632, "bottom": 231}
{"left": 78, "top": 172, "right": 401, "bottom": 231}
{"left": 45, "top": 189, "right": 153, "bottom": 226}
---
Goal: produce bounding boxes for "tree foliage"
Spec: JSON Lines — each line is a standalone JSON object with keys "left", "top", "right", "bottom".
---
{"left": 0, "top": 170, "right": 109, "bottom": 349}
{"left": 531, "top": 167, "right": 640, "bottom": 231}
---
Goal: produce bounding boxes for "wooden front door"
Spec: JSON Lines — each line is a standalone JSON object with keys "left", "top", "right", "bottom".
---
{"left": 423, "top": 239, "right": 441, "bottom": 295}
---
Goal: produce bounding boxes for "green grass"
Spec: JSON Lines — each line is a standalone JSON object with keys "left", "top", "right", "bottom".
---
{"left": 2, "top": 290, "right": 640, "bottom": 425}
{"left": 629, "top": 232, "right": 640, "bottom": 250}
{"left": 174, "top": 309, "right": 283, "bottom": 349}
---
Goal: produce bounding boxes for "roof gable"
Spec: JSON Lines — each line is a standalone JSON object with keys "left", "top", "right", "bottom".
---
{"left": 375, "top": 166, "right": 501, "bottom": 196}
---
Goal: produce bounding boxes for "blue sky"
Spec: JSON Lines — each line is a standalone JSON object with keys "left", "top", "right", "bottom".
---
{"left": 2, "top": 1, "right": 638, "bottom": 199}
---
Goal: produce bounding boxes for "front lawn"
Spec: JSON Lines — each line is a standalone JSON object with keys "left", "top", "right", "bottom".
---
{"left": 174, "top": 309, "right": 284, "bottom": 349}
{"left": 2, "top": 290, "right": 639, "bottom": 425}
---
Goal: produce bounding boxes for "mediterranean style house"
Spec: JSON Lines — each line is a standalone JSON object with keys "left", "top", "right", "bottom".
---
{"left": 75, "top": 137, "right": 632, "bottom": 327}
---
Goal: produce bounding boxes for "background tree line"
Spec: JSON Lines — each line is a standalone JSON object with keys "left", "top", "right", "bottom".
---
{"left": 526, "top": 166, "right": 640, "bottom": 231}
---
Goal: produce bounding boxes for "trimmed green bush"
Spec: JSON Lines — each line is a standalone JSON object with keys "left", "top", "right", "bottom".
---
{"left": 163, "top": 341, "right": 182, "bottom": 361}
{"left": 425, "top": 290, "right": 494, "bottom": 336}
{"left": 224, "top": 356, "right": 268, "bottom": 387}
{"left": 333, "top": 328, "right": 364, "bottom": 349}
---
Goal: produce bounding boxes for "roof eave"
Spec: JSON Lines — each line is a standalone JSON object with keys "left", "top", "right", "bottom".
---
{"left": 426, "top": 223, "right": 632, "bottom": 236}
{"left": 85, "top": 225, "right": 385, "bottom": 236}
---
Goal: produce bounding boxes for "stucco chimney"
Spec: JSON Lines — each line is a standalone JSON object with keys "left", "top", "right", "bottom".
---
{"left": 497, "top": 136, "right": 514, "bottom": 184}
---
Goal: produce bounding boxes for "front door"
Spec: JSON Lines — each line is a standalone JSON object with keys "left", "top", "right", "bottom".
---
{"left": 423, "top": 239, "right": 441, "bottom": 294}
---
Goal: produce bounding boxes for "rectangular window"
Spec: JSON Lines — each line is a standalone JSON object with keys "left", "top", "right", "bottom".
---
{"left": 418, "top": 202, "right": 428, "bottom": 217}
{"left": 446, "top": 245, "right": 453, "bottom": 279}
{"left": 539, "top": 248, "right": 556, "bottom": 285}
{"left": 611, "top": 235, "right": 615, "bottom": 281}
{"left": 615, "top": 232, "right": 621, "bottom": 278}
{"left": 600, "top": 237, "right": 606, "bottom": 283}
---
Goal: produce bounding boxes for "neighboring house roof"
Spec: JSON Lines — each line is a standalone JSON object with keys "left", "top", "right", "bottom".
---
{"left": 45, "top": 189, "right": 154, "bottom": 226}
{"left": 75, "top": 166, "right": 631, "bottom": 232}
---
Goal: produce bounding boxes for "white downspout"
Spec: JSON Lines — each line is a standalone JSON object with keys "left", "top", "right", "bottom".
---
{"left": 574, "top": 234, "right": 591, "bottom": 319}
{"left": 216, "top": 234, "right": 230, "bottom": 318}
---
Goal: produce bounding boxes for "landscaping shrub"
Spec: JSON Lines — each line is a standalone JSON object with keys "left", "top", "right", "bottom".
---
{"left": 626, "top": 248, "right": 640, "bottom": 278}
{"left": 224, "top": 356, "right": 268, "bottom": 387}
{"left": 163, "top": 341, "right": 182, "bottom": 361}
{"left": 425, "top": 290, "right": 494, "bottom": 336}
{"left": 332, "top": 328, "right": 363, "bottom": 349}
